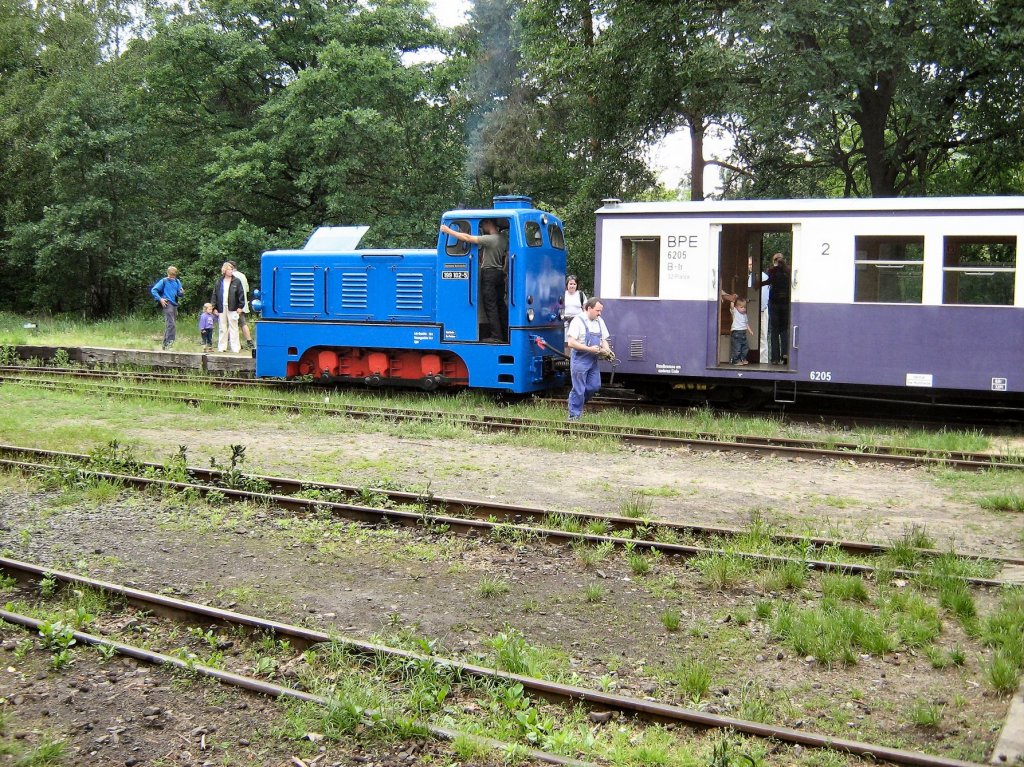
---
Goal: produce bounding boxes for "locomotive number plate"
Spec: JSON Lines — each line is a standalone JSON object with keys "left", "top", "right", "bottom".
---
{"left": 442, "top": 270, "right": 469, "bottom": 280}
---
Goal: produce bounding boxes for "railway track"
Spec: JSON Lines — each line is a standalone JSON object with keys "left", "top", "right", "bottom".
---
{"left": 0, "top": 562, "right": 592, "bottom": 767}
{"left": 0, "top": 443, "right": 1014, "bottom": 585}
{"left": 2, "top": 367, "right": 1021, "bottom": 471}
{"left": 0, "top": 556, "right": 994, "bottom": 767}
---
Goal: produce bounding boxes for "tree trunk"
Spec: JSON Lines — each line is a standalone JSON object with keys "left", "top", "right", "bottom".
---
{"left": 690, "top": 118, "right": 706, "bottom": 201}
{"left": 855, "top": 75, "right": 898, "bottom": 197}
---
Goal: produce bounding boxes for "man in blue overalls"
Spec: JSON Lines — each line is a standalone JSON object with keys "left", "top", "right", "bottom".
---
{"left": 566, "top": 297, "right": 612, "bottom": 421}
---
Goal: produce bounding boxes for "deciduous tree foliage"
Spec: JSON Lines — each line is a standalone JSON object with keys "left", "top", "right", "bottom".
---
{"left": 0, "top": 0, "right": 1021, "bottom": 317}
{"left": 0, "top": 0, "right": 469, "bottom": 316}
{"left": 727, "top": 0, "right": 1024, "bottom": 198}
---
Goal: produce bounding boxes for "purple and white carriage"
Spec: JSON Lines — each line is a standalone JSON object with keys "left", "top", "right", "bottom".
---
{"left": 594, "top": 197, "right": 1024, "bottom": 407}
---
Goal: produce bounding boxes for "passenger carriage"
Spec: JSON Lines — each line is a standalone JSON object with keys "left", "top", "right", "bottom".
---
{"left": 595, "top": 197, "right": 1024, "bottom": 406}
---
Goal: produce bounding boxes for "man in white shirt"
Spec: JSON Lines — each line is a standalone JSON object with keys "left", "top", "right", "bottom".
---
{"left": 566, "top": 298, "right": 612, "bottom": 421}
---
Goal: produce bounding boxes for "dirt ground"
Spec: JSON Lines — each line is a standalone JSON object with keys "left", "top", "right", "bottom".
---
{"left": 1, "top": 626, "right": 452, "bottom": 767}
{"left": 151, "top": 418, "right": 1024, "bottom": 559}
{"left": 2, "top": 409, "right": 1024, "bottom": 765}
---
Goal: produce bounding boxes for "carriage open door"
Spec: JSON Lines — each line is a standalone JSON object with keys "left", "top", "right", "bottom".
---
{"left": 715, "top": 224, "right": 795, "bottom": 368}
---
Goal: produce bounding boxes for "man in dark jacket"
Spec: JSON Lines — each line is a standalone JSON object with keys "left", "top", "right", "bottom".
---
{"left": 762, "top": 253, "right": 791, "bottom": 365}
{"left": 211, "top": 262, "right": 245, "bottom": 353}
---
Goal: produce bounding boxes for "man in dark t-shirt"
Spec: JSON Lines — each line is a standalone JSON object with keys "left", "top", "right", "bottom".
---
{"left": 440, "top": 219, "right": 509, "bottom": 342}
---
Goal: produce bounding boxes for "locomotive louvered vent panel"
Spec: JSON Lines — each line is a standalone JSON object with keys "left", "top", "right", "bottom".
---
{"left": 289, "top": 272, "right": 316, "bottom": 308}
{"left": 341, "top": 272, "right": 369, "bottom": 309}
{"left": 395, "top": 272, "right": 425, "bottom": 310}
{"left": 629, "top": 337, "right": 645, "bottom": 359}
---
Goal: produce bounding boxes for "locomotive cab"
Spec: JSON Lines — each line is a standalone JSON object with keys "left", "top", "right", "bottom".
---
{"left": 437, "top": 195, "right": 566, "bottom": 347}
{"left": 253, "top": 196, "right": 568, "bottom": 394}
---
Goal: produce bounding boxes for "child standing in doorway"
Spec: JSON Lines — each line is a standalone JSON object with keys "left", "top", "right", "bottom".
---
{"left": 198, "top": 303, "right": 215, "bottom": 352}
{"left": 722, "top": 292, "right": 753, "bottom": 365}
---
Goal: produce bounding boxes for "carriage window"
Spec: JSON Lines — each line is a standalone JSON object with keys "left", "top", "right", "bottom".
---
{"left": 548, "top": 223, "right": 565, "bottom": 250}
{"left": 444, "top": 220, "right": 471, "bottom": 256}
{"left": 854, "top": 236, "right": 924, "bottom": 303}
{"left": 621, "top": 237, "right": 660, "bottom": 297}
{"left": 524, "top": 221, "right": 543, "bottom": 248}
{"left": 942, "top": 237, "right": 1016, "bottom": 306}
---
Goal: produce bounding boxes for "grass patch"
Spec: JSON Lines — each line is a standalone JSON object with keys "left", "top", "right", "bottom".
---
{"left": 820, "top": 573, "right": 870, "bottom": 602}
{"left": 692, "top": 552, "right": 750, "bottom": 591}
{"left": 764, "top": 559, "right": 808, "bottom": 591}
{"left": 619, "top": 490, "right": 654, "bottom": 520}
{"left": 627, "top": 551, "right": 653, "bottom": 576}
{"left": 979, "top": 494, "right": 1024, "bottom": 513}
{"left": 5, "top": 734, "right": 67, "bottom": 766}
{"left": 477, "top": 576, "right": 510, "bottom": 599}
{"left": 0, "top": 311, "right": 162, "bottom": 349}
{"left": 670, "top": 658, "right": 715, "bottom": 703}
{"left": 571, "top": 540, "right": 614, "bottom": 568}
{"left": 772, "top": 601, "right": 904, "bottom": 666}
{"left": 660, "top": 608, "right": 681, "bottom": 631}
{"left": 979, "top": 589, "right": 1024, "bottom": 693}
{"left": 483, "top": 626, "right": 564, "bottom": 678}
{"left": 583, "top": 583, "right": 605, "bottom": 603}
{"left": 908, "top": 700, "right": 943, "bottom": 728}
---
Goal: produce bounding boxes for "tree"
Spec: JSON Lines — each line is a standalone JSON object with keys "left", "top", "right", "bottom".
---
{"left": 572, "top": 1, "right": 742, "bottom": 201}
{"left": 0, "top": 0, "right": 45, "bottom": 310}
{"left": 201, "top": 0, "right": 468, "bottom": 250}
{"left": 728, "top": 0, "right": 1024, "bottom": 198}
{"left": 2, "top": 0, "right": 159, "bottom": 316}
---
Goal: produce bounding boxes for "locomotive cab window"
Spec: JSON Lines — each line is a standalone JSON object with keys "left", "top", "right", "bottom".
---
{"left": 444, "top": 220, "right": 471, "bottom": 256}
{"left": 524, "top": 221, "right": 543, "bottom": 247}
{"left": 942, "top": 237, "right": 1016, "bottom": 306}
{"left": 621, "top": 237, "right": 660, "bottom": 297}
{"left": 548, "top": 223, "right": 565, "bottom": 250}
{"left": 854, "top": 236, "right": 924, "bottom": 304}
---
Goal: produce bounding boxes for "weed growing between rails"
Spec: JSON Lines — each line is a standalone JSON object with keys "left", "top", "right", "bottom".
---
{"left": 25, "top": 440, "right": 273, "bottom": 502}
{"left": 0, "top": 575, "right": 124, "bottom": 676}
{"left": 370, "top": 622, "right": 790, "bottom": 766}
{"left": 207, "top": 444, "right": 271, "bottom": 493}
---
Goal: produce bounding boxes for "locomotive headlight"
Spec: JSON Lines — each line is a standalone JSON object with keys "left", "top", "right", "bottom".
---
{"left": 526, "top": 308, "right": 535, "bottom": 322}
{"left": 251, "top": 299, "right": 264, "bottom": 313}
{"left": 252, "top": 289, "right": 261, "bottom": 300}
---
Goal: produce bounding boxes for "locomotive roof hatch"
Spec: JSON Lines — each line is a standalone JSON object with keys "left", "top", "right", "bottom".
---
{"left": 301, "top": 226, "right": 370, "bottom": 251}
{"left": 492, "top": 195, "right": 533, "bottom": 210}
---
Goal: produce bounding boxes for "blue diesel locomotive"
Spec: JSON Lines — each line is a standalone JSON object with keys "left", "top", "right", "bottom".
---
{"left": 253, "top": 196, "right": 568, "bottom": 393}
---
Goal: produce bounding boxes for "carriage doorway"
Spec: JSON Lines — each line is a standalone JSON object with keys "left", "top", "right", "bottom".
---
{"left": 716, "top": 225, "right": 793, "bottom": 368}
